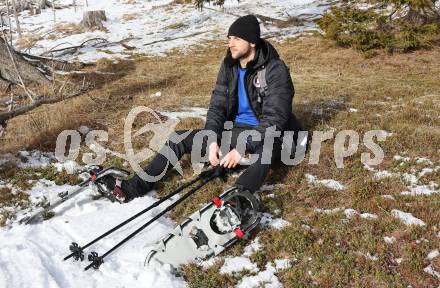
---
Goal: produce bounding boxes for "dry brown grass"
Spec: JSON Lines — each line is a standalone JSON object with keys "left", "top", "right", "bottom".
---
{"left": 51, "top": 22, "right": 85, "bottom": 37}
{"left": 1, "top": 36, "right": 439, "bottom": 286}
{"left": 121, "top": 13, "right": 141, "bottom": 22}
{"left": 14, "top": 33, "right": 43, "bottom": 50}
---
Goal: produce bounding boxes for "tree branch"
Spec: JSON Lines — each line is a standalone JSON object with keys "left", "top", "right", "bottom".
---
{"left": 0, "top": 83, "right": 92, "bottom": 124}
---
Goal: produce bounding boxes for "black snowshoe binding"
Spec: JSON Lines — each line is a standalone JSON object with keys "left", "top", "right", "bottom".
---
{"left": 146, "top": 186, "right": 261, "bottom": 268}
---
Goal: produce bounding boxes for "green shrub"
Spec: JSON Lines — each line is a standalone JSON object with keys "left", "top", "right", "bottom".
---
{"left": 316, "top": 1, "right": 440, "bottom": 53}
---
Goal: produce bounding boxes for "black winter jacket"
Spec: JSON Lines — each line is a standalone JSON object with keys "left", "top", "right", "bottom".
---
{"left": 204, "top": 39, "right": 299, "bottom": 150}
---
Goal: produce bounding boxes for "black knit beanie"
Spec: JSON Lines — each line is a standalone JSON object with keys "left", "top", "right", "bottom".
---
{"left": 227, "top": 15, "right": 260, "bottom": 44}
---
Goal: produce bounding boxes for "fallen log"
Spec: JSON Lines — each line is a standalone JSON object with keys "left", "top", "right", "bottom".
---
{"left": 0, "top": 83, "right": 92, "bottom": 124}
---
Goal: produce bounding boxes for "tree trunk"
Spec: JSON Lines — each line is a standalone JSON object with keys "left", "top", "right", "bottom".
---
{"left": 10, "top": 0, "right": 22, "bottom": 38}
{"left": 0, "top": 37, "right": 50, "bottom": 85}
{"left": 80, "top": 10, "right": 106, "bottom": 30}
{"left": 51, "top": 0, "right": 56, "bottom": 22}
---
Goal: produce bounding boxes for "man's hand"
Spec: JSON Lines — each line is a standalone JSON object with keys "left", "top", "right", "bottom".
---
{"left": 220, "top": 149, "right": 242, "bottom": 169}
{"left": 208, "top": 142, "right": 221, "bottom": 166}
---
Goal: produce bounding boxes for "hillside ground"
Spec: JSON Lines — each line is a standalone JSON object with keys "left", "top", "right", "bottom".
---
{"left": 1, "top": 36, "right": 439, "bottom": 287}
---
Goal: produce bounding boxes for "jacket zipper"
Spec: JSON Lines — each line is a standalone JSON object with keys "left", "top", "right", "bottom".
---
{"left": 244, "top": 70, "right": 260, "bottom": 121}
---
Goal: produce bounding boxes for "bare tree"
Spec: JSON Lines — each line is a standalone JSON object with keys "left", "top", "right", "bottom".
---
{"left": 10, "top": 0, "right": 22, "bottom": 38}
{"left": 6, "top": 0, "right": 13, "bottom": 45}
{"left": 52, "top": 0, "right": 56, "bottom": 22}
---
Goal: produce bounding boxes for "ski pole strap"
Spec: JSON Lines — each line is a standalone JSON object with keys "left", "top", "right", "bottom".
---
{"left": 84, "top": 170, "right": 219, "bottom": 271}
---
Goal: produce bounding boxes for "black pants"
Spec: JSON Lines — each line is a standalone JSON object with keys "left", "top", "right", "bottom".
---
{"left": 121, "top": 124, "right": 282, "bottom": 199}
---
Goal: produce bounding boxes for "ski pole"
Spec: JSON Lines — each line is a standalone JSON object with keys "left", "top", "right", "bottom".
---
{"left": 64, "top": 174, "right": 204, "bottom": 262}
{"left": 84, "top": 168, "right": 222, "bottom": 271}
{"left": 65, "top": 166, "right": 224, "bottom": 262}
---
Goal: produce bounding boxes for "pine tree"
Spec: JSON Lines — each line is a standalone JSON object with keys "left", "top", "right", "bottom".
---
{"left": 316, "top": 0, "right": 440, "bottom": 53}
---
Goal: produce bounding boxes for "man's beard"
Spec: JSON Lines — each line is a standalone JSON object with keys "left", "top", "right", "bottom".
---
{"left": 232, "top": 47, "right": 252, "bottom": 60}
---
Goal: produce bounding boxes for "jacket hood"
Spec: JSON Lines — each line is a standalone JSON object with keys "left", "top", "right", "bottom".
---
{"left": 224, "top": 38, "right": 280, "bottom": 70}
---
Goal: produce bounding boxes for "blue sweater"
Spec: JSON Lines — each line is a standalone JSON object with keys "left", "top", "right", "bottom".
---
{"left": 234, "top": 68, "right": 260, "bottom": 126}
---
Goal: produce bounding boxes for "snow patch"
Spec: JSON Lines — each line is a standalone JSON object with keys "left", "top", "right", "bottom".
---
{"left": 305, "top": 174, "right": 345, "bottom": 191}
{"left": 219, "top": 256, "right": 259, "bottom": 274}
{"left": 415, "top": 157, "right": 433, "bottom": 165}
{"left": 424, "top": 265, "right": 440, "bottom": 279}
{"left": 383, "top": 236, "right": 396, "bottom": 244}
{"left": 401, "top": 182, "right": 439, "bottom": 196}
{"left": 314, "top": 207, "right": 344, "bottom": 214}
{"left": 159, "top": 107, "right": 208, "bottom": 121}
{"left": 198, "top": 257, "right": 219, "bottom": 270}
{"left": 427, "top": 249, "right": 440, "bottom": 260}
{"left": 236, "top": 262, "right": 282, "bottom": 288}
{"left": 151, "top": 91, "right": 162, "bottom": 98}
{"left": 243, "top": 238, "right": 262, "bottom": 257}
{"left": 343, "top": 209, "right": 358, "bottom": 218}
{"left": 274, "top": 259, "right": 291, "bottom": 270}
{"left": 393, "top": 155, "right": 410, "bottom": 162}
{"left": 53, "top": 160, "right": 82, "bottom": 174}
{"left": 381, "top": 195, "right": 395, "bottom": 200}
{"left": 391, "top": 209, "right": 426, "bottom": 226}
{"left": 373, "top": 170, "right": 395, "bottom": 180}
{"left": 418, "top": 168, "right": 434, "bottom": 177}
{"left": 260, "top": 213, "right": 290, "bottom": 230}
{"left": 360, "top": 213, "right": 378, "bottom": 220}
{"left": 0, "top": 192, "right": 187, "bottom": 287}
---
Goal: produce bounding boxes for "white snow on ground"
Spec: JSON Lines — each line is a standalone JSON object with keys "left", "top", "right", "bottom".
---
{"left": 242, "top": 237, "right": 262, "bottom": 257}
{"left": 1, "top": 148, "right": 294, "bottom": 287}
{"left": 317, "top": 208, "right": 378, "bottom": 221}
{"left": 0, "top": 188, "right": 188, "bottom": 287}
{"left": 401, "top": 182, "right": 439, "bottom": 196}
{"left": 427, "top": 249, "right": 439, "bottom": 260}
{"left": 236, "top": 262, "right": 282, "bottom": 288}
{"left": 391, "top": 209, "right": 426, "bottom": 226}
{"left": 17, "top": 150, "right": 54, "bottom": 168}
{"left": 418, "top": 167, "right": 434, "bottom": 178}
{"left": 415, "top": 157, "right": 434, "bottom": 165}
{"left": 0, "top": 150, "right": 55, "bottom": 169}
{"left": 220, "top": 256, "right": 259, "bottom": 274}
{"left": 3, "top": 0, "right": 330, "bottom": 63}
{"left": 383, "top": 236, "right": 396, "bottom": 244}
{"left": 371, "top": 155, "right": 440, "bottom": 197}
{"left": 274, "top": 259, "right": 291, "bottom": 270}
{"left": 373, "top": 170, "right": 395, "bottom": 180}
{"left": 198, "top": 257, "right": 219, "bottom": 270}
{"left": 424, "top": 265, "right": 440, "bottom": 280}
{"left": 53, "top": 160, "right": 83, "bottom": 174}
{"left": 314, "top": 207, "right": 343, "bottom": 214}
{"left": 0, "top": 152, "right": 185, "bottom": 287}
{"left": 359, "top": 213, "right": 378, "bottom": 220}
{"left": 393, "top": 155, "right": 411, "bottom": 162}
{"left": 260, "top": 212, "right": 290, "bottom": 229}
{"left": 343, "top": 208, "right": 357, "bottom": 218}
{"left": 305, "top": 174, "right": 345, "bottom": 191}
{"left": 159, "top": 107, "right": 208, "bottom": 121}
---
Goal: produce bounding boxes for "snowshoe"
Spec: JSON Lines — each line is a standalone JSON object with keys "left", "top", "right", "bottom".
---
{"left": 20, "top": 166, "right": 130, "bottom": 224}
{"left": 145, "top": 186, "right": 261, "bottom": 268}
